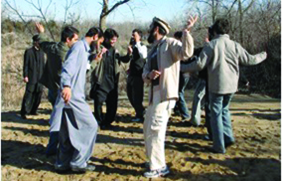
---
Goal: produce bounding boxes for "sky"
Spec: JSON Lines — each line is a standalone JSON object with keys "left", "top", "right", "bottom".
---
{"left": 4, "top": 0, "right": 190, "bottom": 23}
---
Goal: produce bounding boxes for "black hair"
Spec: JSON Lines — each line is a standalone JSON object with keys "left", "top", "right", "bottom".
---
{"left": 132, "top": 29, "right": 143, "bottom": 39}
{"left": 61, "top": 26, "right": 79, "bottom": 42}
{"left": 32, "top": 34, "right": 40, "bottom": 42}
{"left": 213, "top": 18, "right": 230, "bottom": 35}
{"left": 86, "top": 27, "right": 103, "bottom": 38}
{"left": 173, "top": 31, "right": 183, "bottom": 40}
{"left": 104, "top": 28, "right": 119, "bottom": 40}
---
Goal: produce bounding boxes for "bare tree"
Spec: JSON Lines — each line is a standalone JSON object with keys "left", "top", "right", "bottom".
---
{"left": 3, "top": 0, "right": 34, "bottom": 35}
{"left": 62, "top": 0, "right": 81, "bottom": 26}
{"left": 99, "top": 0, "right": 131, "bottom": 30}
{"left": 3, "top": 0, "right": 81, "bottom": 40}
{"left": 237, "top": 0, "right": 255, "bottom": 45}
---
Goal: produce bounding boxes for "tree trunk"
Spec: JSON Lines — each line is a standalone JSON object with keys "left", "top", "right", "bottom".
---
{"left": 212, "top": 0, "right": 216, "bottom": 23}
{"left": 99, "top": 0, "right": 108, "bottom": 30}
{"left": 238, "top": 0, "right": 244, "bottom": 45}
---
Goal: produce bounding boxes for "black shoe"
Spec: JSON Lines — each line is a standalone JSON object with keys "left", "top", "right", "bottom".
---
{"left": 100, "top": 124, "right": 113, "bottom": 130}
{"left": 55, "top": 165, "right": 71, "bottom": 174}
{"left": 225, "top": 141, "right": 235, "bottom": 148}
{"left": 45, "top": 148, "right": 57, "bottom": 157}
{"left": 206, "top": 147, "right": 225, "bottom": 154}
{"left": 21, "top": 114, "right": 27, "bottom": 119}
{"left": 71, "top": 165, "right": 96, "bottom": 173}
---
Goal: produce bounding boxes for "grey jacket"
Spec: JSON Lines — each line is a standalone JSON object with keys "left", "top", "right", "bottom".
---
{"left": 182, "top": 34, "right": 267, "bottom": 94}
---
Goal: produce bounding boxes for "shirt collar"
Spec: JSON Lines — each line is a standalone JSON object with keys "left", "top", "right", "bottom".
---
{"left": 215, "top": 34, "right": 230, "bottom": 39}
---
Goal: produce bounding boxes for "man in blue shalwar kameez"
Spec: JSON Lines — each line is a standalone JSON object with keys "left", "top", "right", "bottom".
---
{"left": 52, "top": 27, "right": 103, "bottom": 173}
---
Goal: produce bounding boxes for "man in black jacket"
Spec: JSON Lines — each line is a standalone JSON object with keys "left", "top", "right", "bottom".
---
{"left": 123, "top": 29, "right": 147, "bottom": 122}
{"left": 92, "top": 28, "right": 131, "bottom": 129}
{"left": 21, "top": 35, "right": 45, "bottom": 119}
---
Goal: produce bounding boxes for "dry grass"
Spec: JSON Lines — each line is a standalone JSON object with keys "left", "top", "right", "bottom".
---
{"left": 1, "top": 32, "right": 31, "bottom": 110}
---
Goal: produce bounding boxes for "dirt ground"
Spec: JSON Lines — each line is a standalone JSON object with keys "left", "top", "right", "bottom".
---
{"left": 1, "top": 92, "right": 281, "bottom": 181}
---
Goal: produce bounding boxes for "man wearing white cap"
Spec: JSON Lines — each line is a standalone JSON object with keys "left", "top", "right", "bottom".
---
{"left": 142, "top": 16, "right": 198, "bottom": 178}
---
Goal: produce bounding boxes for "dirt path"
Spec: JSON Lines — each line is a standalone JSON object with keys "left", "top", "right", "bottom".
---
{"left": 1, "top": 93, "right": 281, "bottom": 181}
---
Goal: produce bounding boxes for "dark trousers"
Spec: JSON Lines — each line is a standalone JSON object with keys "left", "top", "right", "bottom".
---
{"left": 56, "top": 109, "right": 75, "bottom": 168}
{"left": 46, "top": 131, "right": 59, "bottom": 156}
{"left": 174, "top": 73, "right": 190, "bottom": 119}
{"left": 48, "top": 88, "right": 58, "bottom": 107}
{"left": 21, "top": 83, "right": 43, "bottom": 116}
{"left": 127, "top": 75, "right": 144, "bottom": 118}
{"left": 204, "top": 81, "right": 213, "bottom": 139}
{"left": 94, "top": 86, "right": 118, "bottom": 126}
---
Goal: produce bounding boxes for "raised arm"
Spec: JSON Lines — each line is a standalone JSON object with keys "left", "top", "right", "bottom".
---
{"left": 169, "top": 16, "right": 198, "bottom": 61}
{"left": 35, "top": 22, "right": 57, "bottom": 54}
{"left": 135, "top": 42, "right": 147, "bottom": 59}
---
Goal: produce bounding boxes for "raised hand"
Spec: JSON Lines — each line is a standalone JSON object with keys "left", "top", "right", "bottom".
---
{"left": 127, "top": 45, "right": 133, "bottom": 54}
{"left": 95, "top": 47, "right": 108, "bottom": 62}
{"left": 186, "top": 15, "right": 198, "bottom": 31}
{"left": 35, "top": 22, "right": 45, "bottom": 33}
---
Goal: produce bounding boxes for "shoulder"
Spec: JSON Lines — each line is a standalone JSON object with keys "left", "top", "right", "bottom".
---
{"left": 70, "top": 41, "right": 83, "bottom": 51}
{"left": 26, "top": 47, "right": 34, "bottom": 51}
{"left": 166, "top": 37, "right": 182, "bottom": 47}
{"left": 25, "top": 47, "right": 34, "bottom": 54}
{"left": 166, "top": 37, "right": 179, "bottom": 43}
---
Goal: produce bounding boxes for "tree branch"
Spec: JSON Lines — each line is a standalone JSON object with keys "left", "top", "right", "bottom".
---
{"left": 101, "top": 0, "right": 131, "bottom": 18}
{"left": 24, "top": 0, "right": 55, "bottom": 40}
{"left": 243, "top": 0, "right": 255, "bottom": 13}
{"left": 226, "top": 0, "right": 238, "bottom": 15}
{"left": 4, "top": 0, "right": 34, "bottom": 35}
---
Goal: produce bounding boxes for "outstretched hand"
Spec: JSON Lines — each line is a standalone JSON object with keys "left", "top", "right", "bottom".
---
{"left": 186, "top": 15, "right": 198, "bottom": 31}
{"left": 35, "top": 22, "right": 45, "bottom": 33}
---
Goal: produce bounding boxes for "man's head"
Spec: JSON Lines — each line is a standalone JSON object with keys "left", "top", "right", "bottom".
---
{"left": 212, "top": 18, "right": 230, "bottom": 35}
{"left": 103, "top": 28, "right": 119, "bottom": 48}
{"left": 173, "top": 31, "right": 183, "bottom": 41}
{"left": 90, "top": 28, "right": 104, "bottom": 52}
{"left": 132, "top": 29, "right": 143, "bottom": 43}
{"left": 32, "top": 34, "right": 40, "bottom": 49}
{"left": 86, "top": 27, "right": 103, "bottom": 42}
{"left": 61, "top": 26, "right": 79, "bottom": 48}
{"left": 147, "top": 17, "right": 171, "bottom": 44}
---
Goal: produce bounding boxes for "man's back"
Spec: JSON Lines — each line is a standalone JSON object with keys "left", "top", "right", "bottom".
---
{"left": 39, "top": 35, "right": 69, "bottom": 91}
{"left": 207, "top": 34, "right": 266, "bottom": 94}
